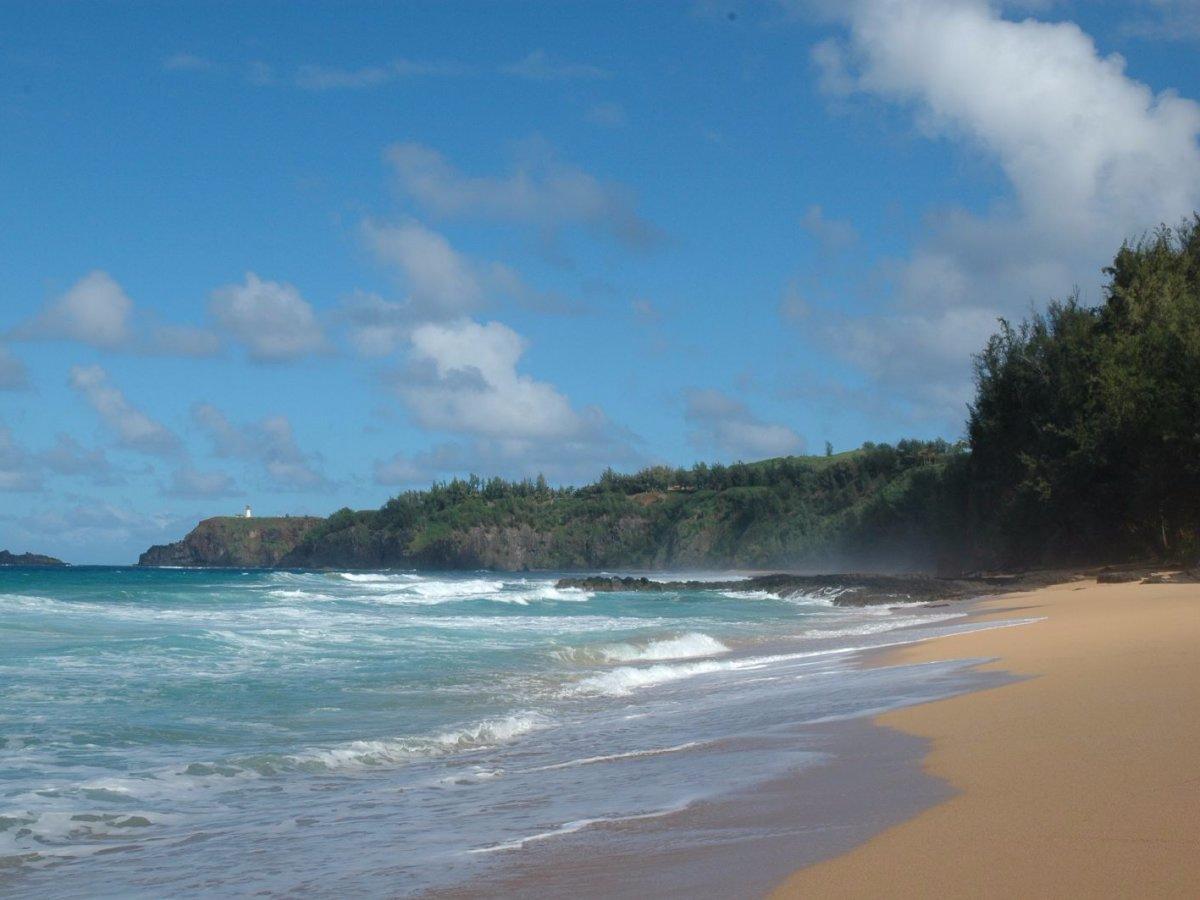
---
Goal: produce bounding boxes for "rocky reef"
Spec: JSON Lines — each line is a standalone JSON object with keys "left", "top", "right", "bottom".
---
{"left": 0, "top": 550, "right": 66, "bottom": 566}
{"left": 138, "top": 516, "right": 323, "bottom": 568}
{"left": 555, "top": 571, "right": 1069, "bottom": 606}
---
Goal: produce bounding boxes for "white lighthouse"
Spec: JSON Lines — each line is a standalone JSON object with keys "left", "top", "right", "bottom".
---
{"left": 243, "top": 504, "right": 253, "bottom": 519}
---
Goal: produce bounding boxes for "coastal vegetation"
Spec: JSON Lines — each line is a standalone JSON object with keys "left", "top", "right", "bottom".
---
{"left": 0, "top": 550, "right": 66, "bottom": 566}
{"left": 967, "top": 218, "right": 1200, "bottom": 565}
{"left": 141, "top": 219, "right": 1200, "bottom": 573}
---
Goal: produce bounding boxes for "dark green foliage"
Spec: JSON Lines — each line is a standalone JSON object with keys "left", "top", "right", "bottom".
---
{"left": 967, "top": 217, "right": 1200, "bottom": 565}
{"left": 284, "top": 443, "right": 968, "bottom": 571}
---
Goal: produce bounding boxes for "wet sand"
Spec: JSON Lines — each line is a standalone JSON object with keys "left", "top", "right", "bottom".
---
{"left": 773, "top": 579, "right": 1200, "bottom": 898}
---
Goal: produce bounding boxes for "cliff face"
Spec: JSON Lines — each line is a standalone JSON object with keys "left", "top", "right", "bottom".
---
{"left": 138, "top": 516, "right": 323, "bottom": 567}
{"left": 0, "top": 550, "right": 67, "bottom": 566}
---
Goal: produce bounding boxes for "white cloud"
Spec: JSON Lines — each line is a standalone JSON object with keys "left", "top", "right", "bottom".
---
{"left": 801, "top": 204, "right": 858, "bottom": 251}
{"left": 0, "top": 345, "right": 28, "bottom": 390}
{"left": 68, "top": 365, "right": 181, "bottom": 457}
{"left": 373, "top": 452, "right": 424, "bottom": 486}
{"left": 163, "top": 52, "right": 217, "bottom": 72}
{"left": 399, "top": 319, "right": 591, "bottom": 441}
{"left": 193, "top": 402, "right": 329, "bottom": 491}
{"left": 40, "top": 433, "right": 121, "bottom": 484}
{"left": 500, "top": 50, "right": 608, "bottom": 81}
{"left": 0, "top": 426, "right": 42, "bottom": 492}
{"left": 684, "top": 388, "right": 806, "bottom": 460}
{"left": 1, "top": 500, "right": 195, "bottom": 563}
{"left": 166, "top": 465, "right": 237, "bottom": 498}
{"left": 21, "top": 270, "right": 133, "bottom": 348}
{"left": 385, "top": 141, "right": 660, "bottom": 248}
{"left": 340, "top": 291, "right": 411, "bottom": 357}
{"left": 779, "top": 279, "right": 811, "bottom": 323}
{"left": 802, "top": 0, "right": 1200, "bottom": 417}
{"left": 292, "top": 58, "right": 468, "bottom": 89}
{"left": 209, "top": 272, "right": 326, "bottom": 362}
{"left": 488, "top": 263, "right": 584, "bottom": 314}
{"left": 373, "top": 436, "right": 640, "bottom": 488}
{"left": 1121, "top": 1, "right": 1200, "bottom": 42}
{"left": 381, "top": 318, "right": 639, "bottom": 482}
{"left": 585, "top": 101, "right": 628, "bottom": 128}
{"left": 15, "top": 271, "right": 220, "bottom": 357}
{"left": 362, "top": 220, "right": 484, "bottom": 317}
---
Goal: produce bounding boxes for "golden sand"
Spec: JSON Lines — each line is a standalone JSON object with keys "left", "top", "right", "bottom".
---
{"left": 773, "top": 579, "right": 1200, "bottom": 898}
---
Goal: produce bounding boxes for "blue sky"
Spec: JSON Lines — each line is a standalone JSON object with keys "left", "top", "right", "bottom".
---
{"left": 2, "top": 0, "right": 1199, "bottom": 563}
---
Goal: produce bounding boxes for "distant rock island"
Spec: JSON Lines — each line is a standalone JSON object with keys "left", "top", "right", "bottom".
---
{"left": 138, "top": 516, "right": 324, "bottom": 568}
{"left": 0, "top": 550, "right": 67, "bottom": 566}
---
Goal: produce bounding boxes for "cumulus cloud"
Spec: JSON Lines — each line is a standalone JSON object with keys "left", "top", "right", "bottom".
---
{"left": 801, "top": 204, "right": 858, "bottom": 251}
{"left": 19, "top": 270, "right": 133, "bottom": 348}
{"left": 800, "top": 0, "right": 1200, "bottom": 418}
{"left": 1, "top": 500, "right": 195, "bottom": 563}
{"left": 340, "top": 291, "right": 412, "bottom": 357}
{"left": 39, "top": 433, "right": 122, "bottom": 484}
{"left": 1120, "top": 1, "right": 1200, "bottom": 42}
{"left": 192, "top": 402, "right": 329, "bottom": 491}
{"left": 68, "top": 365, "right": 181, "bottom": 457}
{"left": 362, "top": 220, "right": 484, "bottom": 317}
{"left": 385, "top": 141, "right": 661, "bottom": 249}
{"left": 500, "top": 50, "right": 608, "bottom": 81}
{"left": 380, "top": 318, "right": 639, "bottom": 483}
{"left": 352, "top": 222, "right": 582, "bottom": 348}
{"left": 0, "top": 345, "right": 28, "bottom": 390}
{"left": 166, "top": 465, "right": 238, "bottom": 498}
{"left": 684, "top": 388, "right": 806, "bottom": 460}
{"left": 397, "top": 319, "right": 592, "bottom": 441}
{"left": 0, "top": 426, "right": 42, "bottom": 492}
{"left": 488, "top": 263, "right": 585, "bottom": 314}
{"left": 209, "top": 272, "right": 326, "bottom": 362}
{"left": 0, "top": 428, "right": 124, "bottom": 489}
{"left": 14, "top": 271, "right": 220, "bottom": 357}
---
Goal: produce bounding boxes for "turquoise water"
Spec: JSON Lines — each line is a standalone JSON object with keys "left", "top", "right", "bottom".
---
{"left": 0, "top": 567, "right": 1016, "bottom": 897}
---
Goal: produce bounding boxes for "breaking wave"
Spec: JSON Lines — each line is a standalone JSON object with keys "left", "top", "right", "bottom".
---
{"left": 559, "top": 632, "right": 729, "bottom": 664}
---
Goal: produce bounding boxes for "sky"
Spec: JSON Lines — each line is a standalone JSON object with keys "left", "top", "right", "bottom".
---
{"left": 2, "top": 0, "right": 1199, "bottom": 563}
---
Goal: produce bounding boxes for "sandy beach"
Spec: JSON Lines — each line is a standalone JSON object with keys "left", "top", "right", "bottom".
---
{"left": 773, "top": 578, "right": 1200, "bottom": 898}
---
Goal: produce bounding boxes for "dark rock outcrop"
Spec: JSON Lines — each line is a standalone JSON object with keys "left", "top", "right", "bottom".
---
{"left": 556, "top": 570, "right": 1078, "bottom": 607}
{"left": 138, "top": 516, "right": 323, "bottom": 568}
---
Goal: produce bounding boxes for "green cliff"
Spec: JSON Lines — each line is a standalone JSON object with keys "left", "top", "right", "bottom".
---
{"left": 138, "top": 516, "right": 324, "bottom": 568}
{"left": 278, "top": 441, "right": 967, "bottom": 571}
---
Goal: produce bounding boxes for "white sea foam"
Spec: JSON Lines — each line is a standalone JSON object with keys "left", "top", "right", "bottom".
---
{"left": 334, "top": 572, "right": 419, "bottom": 583}
{"left": 572, "top": 659, "right": 736, "bottom": 696}
{"left": 599, "top": 632, "right": 729, "bottom": 662}
{"left": 255, "top": 712, "right": 549, "bottom": 772}
{"left": 719, "top": 589, "right": 779, "bottom": 601}
{"left": 470, "top": 804, "right": 689, "bottom": 854}
{"left": 802, "top": 612, "right": 964, "bottom": 640}
{"left": 528, "top": 740, "right": 707, "bottom": 772}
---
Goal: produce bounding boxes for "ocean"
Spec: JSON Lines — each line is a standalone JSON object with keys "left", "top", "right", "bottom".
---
{"left": 0, "top": 567, "right": 1029, "bottom": 897}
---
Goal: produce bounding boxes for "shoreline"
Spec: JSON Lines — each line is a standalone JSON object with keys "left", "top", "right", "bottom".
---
{"left": 773, "top": 578, "right": 1200, "bottom": 897}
